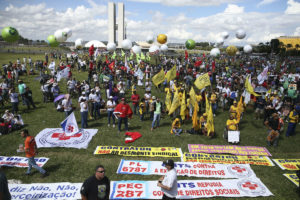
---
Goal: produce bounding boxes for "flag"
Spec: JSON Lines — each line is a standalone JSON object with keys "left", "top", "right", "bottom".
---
{"left": 129, "top": 53, "right": 134, "bottom": 60}
{"left": 245, "top": 75, "right": 260, "bottom": 96}
{"left": 206, "top": 102, "right": 214, "bottom": 136}
{"left": 165, "top": 90, "right": 172, "bottom": 112}
{"left": 152, "top": 68, "right": 165, "bottom": 87}
{"left": 185, "top": 50, "right": 188, "bottom": 60}
{"left": 257, "top": 66, "right": 268, "bottom": 85}
{"left": 136, "top": 53, "right": 140, "bottom": 64}
{"left": 212, "top": 60, "right": 216, "bottom": 73}
{"left": 124, "top": 55, "right": 130, "bottom": 73}
{"left": 205, "top": 93, "right": 210, "bottom": 114}
{"left": 194, "top": 73, "right": 211, "bottom": 90}
{"left": 189, "top": 87, "right": 196, "bottom": 108}
{"left": 146, "top": 54, "right": 151, "bottom": 62}
{"left": 194, "top": 60, "right": 202, "bottom": 67}
{"left": 108, "top": 61, "right": 115, "bottom": 72}
{"left": 237, "top": 96, "right": 244, "bottom": 123}
{"left": 140, "top": 52, "right": 146, "bottom": 61}
{"left": 180, "top": 91, "right": 187, "bottom": 120}
{"left": 105, "top": 55, "right": 109, "bottom": 64}
{"left": 48, "top": 61, "right": 55, "bottom": 70}
{"left": 168, "top": 90, "right": 180, "bottom": 115}
{"left": 192, "top": 101, "right": 199, "bottom": 129}
{"left": 112, "top": 51, "right": 116, "bottom": 60}
{"left": 61, "top": 112, "right": 79, "bottom": 136}
{"left": 165, "top": 65, "right": 177, "bottom": 82}
{"left": 56, "top": 67, "right": 69, "bottom": 81}
{"left": 121, "top": 50, "right": 125, "bottom": 58}
{"left": 94, "top": 48, "right": 100, "bottom": 58}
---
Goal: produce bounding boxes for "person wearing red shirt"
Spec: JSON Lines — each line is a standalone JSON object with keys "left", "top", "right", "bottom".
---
{"left": 114, "top": 98, "right": 133, "bottom": 133}
{"left": 131, "top": 91, "right": 140, "bottom": 115}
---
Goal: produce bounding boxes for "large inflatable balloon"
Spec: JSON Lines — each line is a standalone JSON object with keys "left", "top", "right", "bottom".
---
{"left": 157, "top": 34, "right": 167, "bottom": 44}
{"left": 63, "top": 28, "right": 72, "bottom": 38}
{"left": 47, "top": 35, "right": 59, "bottom": 47}
{"left": 75, "top": 38, "right": 84, "bottom": 49}
{"left": 216, "top": 38, "right": 224, "bottom": 47}
{"left": 226, "top": 45, "right": 238, "bottom": 56}
{"left": 54, "top": 29, "right": 68, "bottom": 42}
{"left": 149, "top": 45, "right": 160, "bottom": 53}
{"left": 243, "top": 44, "right": 252, "bottom": 53}
{"left": 185, "top": 39, "right": 196, "bottom": 50}
{"left": 132, "top": 45, "right": 141, "bottom": 54}
{"left": 221, "top": 31, "right": 229, "bottom": 40}
{"left": 107, "top": 42, "right": 116, "bottom": 52}
{"left": 210, "top": 48, "right": 220, "bottom": 57}
{"left": 160, "top": 44, "right": 168, "bottom": 52}
{"left": 122, "top": 39, "right": 132, "bottom": 50}
{"left": 236, "top": 29, "right": 246, "bottom": 39}
{"left": 1, "top": 27, "right": 19, "bottom": 43}
{"left": 146, "top": 35, "right": 154, "bottom": 44}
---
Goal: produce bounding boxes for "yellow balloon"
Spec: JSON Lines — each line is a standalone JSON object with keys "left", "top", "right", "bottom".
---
{"left": 226, "top": 45, "right": 238, "bottom": 56}
{"left": 157, "top": 34, "right": 167, "bottom": 44}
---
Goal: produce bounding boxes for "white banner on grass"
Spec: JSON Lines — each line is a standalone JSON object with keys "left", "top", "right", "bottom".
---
{"left": 9, "top": 182, "right": 82, "bottom": 200}
{"left": 110, "top": 178, "right": 273, "bottom": 199}
{"left": 0, "top": 156, "right": 48, "bottom": 168}
{"left": 117, "top": 160, "right": 256, "bottom": 179}
{"left": 35, "top": 128, "right": 98, "bottom": 149}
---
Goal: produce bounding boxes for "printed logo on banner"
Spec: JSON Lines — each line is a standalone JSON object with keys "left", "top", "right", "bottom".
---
{"left": 227, "top": 164, "right": 252, "bottom": 178}
{"left": 38, "top": 128, "right": 89, "bottom": 147}
{"left": 237, "top": 179, "right": 266, "bottom": 195}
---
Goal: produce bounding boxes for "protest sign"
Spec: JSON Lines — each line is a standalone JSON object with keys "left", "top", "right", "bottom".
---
{"left": 183, "top": 153, "right": 274, "bottom": 166}
{"left": 0, "top": 156, "right": 48, "bottom": 168}
{"left": 9, "top": 182, "right": 82, "bottom": 200}
{"left": 283, "top": 174, "right": 299, "bottom": 186}
{"left": 273, "top": 159, "right": 300, "bottom": 170}
{"left": 94, "top": 146, "right": 182, "bottom": 157}
{"left": 35, "top": 128, "right": 98, "bottom": 149}
{"left": 117, "top": 159, "right": 257, "bottom": 179}
{"left": 110, "top": 178, "right": 273, "bottom": 199}
{"left": 188, "top": 144, "right": 272, "bottom": 156}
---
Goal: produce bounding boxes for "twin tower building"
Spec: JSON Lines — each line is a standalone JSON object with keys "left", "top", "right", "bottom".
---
{"left": 108, "top": 2, "right": 125, "bottom": 48}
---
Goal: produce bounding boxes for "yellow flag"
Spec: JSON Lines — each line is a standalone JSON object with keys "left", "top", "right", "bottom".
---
{"left": 206, "top": 101, "right": 214, "bottom": 136}
{"left": 165, "top": 65, "right": 177, "bottom": 82}
{"left": 168, "top": 90, "right": 180, "bottom": 115}
{"left": 152, "top": 69, "right": 165, "bottom": 87}
{"left": 192, "top": 101, "right": 199, "bottom": 130}
{"left": 205, "top": 93, "right": 210, "bottom": 114}
{"left": 245, "top": 75, "right": 260, "bottom": 96}
{"left": 237, "top": 96, "right": 244, "bottom": 123}
{"left": 194, "top": 73, "right": 211, "bottom": 90}
{"left": 189, "top": 87, "right": 196, "bottom": 108}
{"left": 165, "top": 90, "right": 172, "bottom": 112}
{"left": 180, "top": 91, "right": 186, "bottom": 120}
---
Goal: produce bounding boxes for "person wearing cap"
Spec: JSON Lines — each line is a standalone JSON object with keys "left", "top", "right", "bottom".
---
{"left": 170, "top": 116, "right": 182, "bottom": 136}
{"left": 106, "top": 96, "right": 116, "bottom": 127}
{"left": 80, "top": 97, "right": 89, "bottom": 128}
{"left": 114, "top": 98, "right": 133, "bottom": 133}
{"left": 157, "top": 159, "right": 178, "bottom": 200}
{"left": 286, "top": 105, "right": 300, "bottom": 137}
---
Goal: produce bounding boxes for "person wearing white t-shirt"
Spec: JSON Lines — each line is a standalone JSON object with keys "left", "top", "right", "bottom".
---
{"left": 61, "top": 96, "right": 72, "bottom": 117}
{"left": 80, "top": 98, "right": 88, "bottom": 128}
{"left": 9, "top": 89, "right": 19, "bottom": 114}
{"left": 106, "top": 96, "right": 116, "bottom": 127}
{"left": 157, "top": 159, "right": 178, "bottom": 200}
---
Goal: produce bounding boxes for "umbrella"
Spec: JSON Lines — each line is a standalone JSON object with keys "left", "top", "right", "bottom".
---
{"left": 254, "top": 86, "right": 268, "bottom": 93}
{"left": 54, "top": 94, "right": 65, "bottom": 103}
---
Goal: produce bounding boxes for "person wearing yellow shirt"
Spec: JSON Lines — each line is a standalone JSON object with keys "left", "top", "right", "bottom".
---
{"left": 226, "top": 114, "right": 239, "bottom": 131}
{"left": 139, "top": 98, "right": 146, "bottom": 121}
{"left": 170, "top": 116, "right": 182, "bottom": 136}
{"left": 229, "top": 101, "right": 238, "bottom": 119}
{"left": 286, "top": 105, "right": 300, "bottom": 137}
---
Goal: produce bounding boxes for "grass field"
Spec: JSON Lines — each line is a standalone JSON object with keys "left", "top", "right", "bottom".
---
{"left": 0, "top": 51, "right": 299, "bottom": 200}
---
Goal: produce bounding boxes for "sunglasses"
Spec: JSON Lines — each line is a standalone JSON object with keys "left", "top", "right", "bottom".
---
{"left": 97, "top": 170, "right": 105, "bottom": 173}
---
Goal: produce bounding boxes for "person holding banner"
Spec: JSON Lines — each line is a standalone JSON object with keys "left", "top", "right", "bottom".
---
{"left": 157, "top": 159, "right": 178, "bottom": 200}
{"left": 114, "top": 98, "right": 133, "bottom": 134}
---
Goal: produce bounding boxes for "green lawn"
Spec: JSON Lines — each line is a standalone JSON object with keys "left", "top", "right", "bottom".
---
{"left": 0, "top": 51, "right": 299, "bottom": 200}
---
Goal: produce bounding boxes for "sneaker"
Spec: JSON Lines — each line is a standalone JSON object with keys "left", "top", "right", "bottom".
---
{"left": 113, "top": 124, "right": 115, "bottom": 128}
{"left": 213, "top": 114, "right": 216, "bottom": 117}
{"left": 41, "top": 172, "right": 49, "bottom": 178}
{"left": 108, "top": 124, "right": 110, "bottom": 127}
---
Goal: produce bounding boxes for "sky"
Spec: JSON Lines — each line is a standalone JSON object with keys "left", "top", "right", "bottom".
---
{"left": 0, "top": 0, "right": 300, "bottom": 45}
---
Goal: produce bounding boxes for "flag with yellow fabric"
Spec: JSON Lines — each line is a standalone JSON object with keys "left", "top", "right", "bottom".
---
{"left": 192, "top": 101, "right": 199, "bottom": 130}
{"left": 121, "top": 50, "right": 125, "bottom": 58}
{"left": 180, "top": 91, "right": 187, "bottom": 120}
{"left": 206, "top": 101, "right": 214, "bottom": 136}
{"left": 152, "top": 69, "right": 165, "bottom": 87}
{"left": 141, "top": 52, "right": 146, "bottom": 61}
{"left": 205, "top": 93, "right": 210, "bottom": 114}
{"left": 165, "top": 65, "right": 177, "bottom": 82}
{"left": 168, "top": 90, "right": 180, "bottom": 115}
{"left": 111, "top": 51, "right": 116, "bottom": 60}
{"left": 245, "top": 75, "right": 260, "bottom": 96}
{"left": 194, "top": 73, "right": 211, "bottom": 90}
{"left": 165, "top": 90, "right": 172, "bottom": 112}
{"left": 236, "top": 96, "right": 244, "bottom": 123}
{"left": 189, "top": 87, "right": 196, "bottom": 108}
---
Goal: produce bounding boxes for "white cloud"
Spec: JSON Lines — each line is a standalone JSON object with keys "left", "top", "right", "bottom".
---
{"left": 257, "top": 0, "right": 277, "bottom": 7}
{"left": 285, "top": 0, "right": 300, "bottom": 14}
{"left": 127, "top": 0, "right": 240, "bottom": 7}
{"left": 224, "top": 4, "right": 244, "bottom": 13}
{"left": 294, "top": 27, "right": 300, "bottom": 35}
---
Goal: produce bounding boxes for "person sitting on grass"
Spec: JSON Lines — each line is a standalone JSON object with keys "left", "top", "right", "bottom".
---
{"left": 170, "top": 116, "right": 182, "bottom": 136}
{"left": 224, "top": 114, "right": 239, "bottom": 139}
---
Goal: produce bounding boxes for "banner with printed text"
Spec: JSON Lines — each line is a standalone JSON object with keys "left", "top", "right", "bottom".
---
{"left": 0, "top": 156, "right": 48, "bottom": 168}
{"left": 117, "top": 159, "right": 257, "bottom": 179}
{"left": 183, "top": 153, "right": 274, "bottom": 166}
{"left": 9, "top": 182, "right": 82, "bottom": 200}
{"left": 273, "top": 159, "right": 300, "bottom": 170}
{"left": 35, "top": 128, "right": 98, "bottom": 149}
{"left": 188, "top": 144, "right": 271, "bottom": 156}
{"left": 283, "top": 174, "right": 299, "bottom": 186}
{"left": 109, "top": 178, "right": 273, "bottom": 199}
{"left": 94, "top": 146, "right": 182, "bottom": 157}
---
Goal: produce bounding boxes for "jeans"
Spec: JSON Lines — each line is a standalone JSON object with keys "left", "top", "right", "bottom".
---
{"left": 286, "top": 122, "right": 296, "bottom": 137}
{"left": 81, "top": 111, "right": 88, "bottom": 128}
{"left": 151, "top": 113, "right": 161, "bottom": 128}
{"left": 107, "top": 110, "right": 115, "bottom": 125}
{"left": 26, "top": 157, "right": 46, "bottom": 175}
{"left": 12, "top": 102, "right": 19, "bottom": 114}
{"left": 118, "top": 117, "right": 128, "bottom": 132}
{"left": 212, "top": 103, "right": 217, "bottom": 114}
{"left": 133, "top": 104, "right": 139, "bottom": 115}
{"left": 93, "top": 102, "right": 100, "bottom": 119}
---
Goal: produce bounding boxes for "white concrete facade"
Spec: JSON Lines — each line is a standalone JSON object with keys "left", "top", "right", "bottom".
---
{"left": 117, "top": 2, "right": 125, "bottom": 48}
{"left": 108, "top": 2, "right": 125, "bottom": 47}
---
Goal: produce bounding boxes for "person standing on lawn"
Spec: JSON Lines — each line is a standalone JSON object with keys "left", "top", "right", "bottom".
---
{"left": 114, "top": 98, "right": 133, "bottom": 133}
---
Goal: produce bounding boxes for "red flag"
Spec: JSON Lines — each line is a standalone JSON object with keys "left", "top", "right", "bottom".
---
{"left": 108, "top": 61, "right": 115, "bottom": 72}
{"left": 185, "top": 50, "right": 188, "bottom": 60}
{"left": 212, "top": 60, "right": 216, "bottom": 73}
{"left": 89, "top": 45, "right": 94, "bottom": 57}
{"left": 194, "top": 60, "right": 202, "bottom": 67}
{"left": 105, "top": 55, "right": 109, "bottom": 64}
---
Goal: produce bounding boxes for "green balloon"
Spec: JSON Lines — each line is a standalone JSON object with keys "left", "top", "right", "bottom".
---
{"left": 1, "top": 26, "right": 19, "bottom": 43}
{"left": 185, "top": 39, "right": 196, "bottom": 50}
{"left": 47, "top": 35, "right": 59, "bottom": 47}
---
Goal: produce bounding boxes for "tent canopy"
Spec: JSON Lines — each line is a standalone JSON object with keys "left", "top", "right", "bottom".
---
{"left": 84, "top": 40, "right": 106, "bottom": 48}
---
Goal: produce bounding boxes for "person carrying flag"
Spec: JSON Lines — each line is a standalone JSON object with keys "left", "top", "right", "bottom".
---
{"left": 114, "top": 98, "right": 133, "bottom": 134}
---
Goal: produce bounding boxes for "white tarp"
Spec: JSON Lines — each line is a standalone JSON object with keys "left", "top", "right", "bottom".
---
{"left": 0, "top": 156, "right": 48, "bottom": 168}
{"left": 35, "top": 128, "right": 98, "bottom": 149}
{"left": 117, "top": 160, "right": 257, "bottom": 179}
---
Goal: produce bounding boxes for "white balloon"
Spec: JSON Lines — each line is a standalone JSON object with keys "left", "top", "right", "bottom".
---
{"left": 210, "top": 48, "right": 220, "bottom": 57}
{"left": 122, "top": 39, "right": 132, "bottom": 50}
{"left": 221, "top": 31, "right": 229, "bottom": 40}
{"left": 75, "top": 38, "right": 84, "bottom": 49}
{"left": 160, "top": 44, "right": 168, "bottom": 52}
{"left": 149, "top": 45, "right": 160, "bottom": 53}
{"left": 54, "top": 29, "right": 67, "bottom": 42}
{"left": 146, "top": 35, "right": 154, "bottom": 44}
{"left": 216, "top": 38, "right": 224, "bottom": 47}
{"left": 63, "top": 28, "right": 72, "bottom": 38}
{"left": 243, "top": 44, "right": 252, "bottom": 53}
{"left": 107, "top": 42, "right": 116, "bottom": 52}
{"left": 132, "top": 45, "right": 141, "bottom": 54}
{"left": 236, "top": 29, "right": 246, "bottom": 39}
